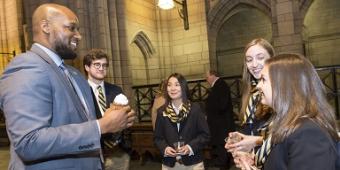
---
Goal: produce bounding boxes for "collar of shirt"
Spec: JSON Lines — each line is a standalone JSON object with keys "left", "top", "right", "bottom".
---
{"left": 211, "top": 77, "right": 219, "bottom": 87}
{"left": 34, "top": 43, "right": 63, "bottom": 67}
{"left": 88, "top": 80, "right": 105, "bottom": 116}
{"left": 171, "top": 102, "right": 183, "bottom": 131}
{"left": 171, "top": 102, "right": 183, "bottom": 115}
{"left": 88, "top": 80, "right": 105, "bottom": 96}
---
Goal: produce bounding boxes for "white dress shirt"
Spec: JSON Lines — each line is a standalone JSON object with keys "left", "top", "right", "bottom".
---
{"left": 88, "top": 80, "right": 106, "bottom": 116}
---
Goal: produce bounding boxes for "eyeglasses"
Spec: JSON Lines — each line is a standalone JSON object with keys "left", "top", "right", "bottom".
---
{"left": 92, "top": 63, "right": 109, "bottom": 69}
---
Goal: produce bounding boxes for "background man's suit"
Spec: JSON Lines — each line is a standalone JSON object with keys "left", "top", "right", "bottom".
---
{"left": 91, "top": 82, "right": 123, "bottom": 118}
{"left": 90, "top": 82, "right": 131, "bottom": 170}
{"left": 206, "top": 78, "right": 235, "bottom": 168}
{"left": 90, "top": 82, "right": 128, "bottom": 150}
{"left": 0, "top": 44, "right": 102, "bottom": 169}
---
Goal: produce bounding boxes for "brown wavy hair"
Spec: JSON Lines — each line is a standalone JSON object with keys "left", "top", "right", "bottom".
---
{"left": 267, "top": 53, "right": 339, "bottom": 143}
{"left": 240, "top": 38, "right": 275, "bottom": 122}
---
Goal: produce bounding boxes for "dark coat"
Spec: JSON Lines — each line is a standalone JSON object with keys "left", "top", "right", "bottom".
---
{"left": 90, "top": 82, "right": 122, "bottom": 118}
{"left": 90, "top": 82, "right": 130, "bottom": 153}
{"left": 205, "top": 78, "right": 235, "bottom": 145}
{"left": 264, "top": 119, "right": 337, "bottom": 170}
{"left": 154, "top": 102, "right": 210, "bottom": 167}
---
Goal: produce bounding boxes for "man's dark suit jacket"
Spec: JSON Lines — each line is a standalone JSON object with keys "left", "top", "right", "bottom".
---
{"left": 90, "top": 82, "right": 130, "bottom": 153}
{"left": 264, "top": 119, "right": 337, "bottom": 170}
{"left": 154, "top": 102, "right": 210, "bottom": 167}
{"left": 91, "top": 82, "right": 123, "bottom": 111}
{"left": 205, "top": 78, "right": 235, "bottom": 145}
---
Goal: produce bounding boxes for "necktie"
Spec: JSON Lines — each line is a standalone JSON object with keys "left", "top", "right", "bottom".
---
{"left": 96, "top": 85, "right": 118, "bottom": 149}
{"left": 97, "top": 85, "right": 106, "bottom": 113}
{"left": 59, "top": 63, "right": 89, "bottom": 117}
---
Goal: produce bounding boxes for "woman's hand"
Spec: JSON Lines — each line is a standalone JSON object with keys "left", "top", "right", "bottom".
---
{"left": 164, "top": 146, "right": 177, "bottom": 157}
{"left": 225, "top": 132, "right": 263, "bottom": 153}
{"left": 177, "top": 144, "right": 191, "bottom": 155}
{"left": 233, "top": 151, "right": 258, "bottom": 170}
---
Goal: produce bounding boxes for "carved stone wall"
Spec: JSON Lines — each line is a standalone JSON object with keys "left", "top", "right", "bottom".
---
{"left": 207, "top": 0, "right": 340, "bottom": 76}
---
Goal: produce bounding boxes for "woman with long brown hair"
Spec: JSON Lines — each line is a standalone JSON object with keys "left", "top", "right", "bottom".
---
{"left": 240, "top": 38, "right": 274, "bottom": 136}
{"left": 239, "top": 53, "right": 339, "bottom": 170}
{"left": 226, "top": 38, "right": 274, "bottom": 153}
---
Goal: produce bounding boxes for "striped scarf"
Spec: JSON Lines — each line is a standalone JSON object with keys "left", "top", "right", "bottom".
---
{"left": 162, "top": 102, "right": 191, "bottom": 123}
{"left": 243, "top": 90, "right": 261, "bottom": 126}
{"left": 243, "top": 78, "right": 261, "bottom": 128}
{"left": 255, "top": 121, "right": 274, "bottom": 169}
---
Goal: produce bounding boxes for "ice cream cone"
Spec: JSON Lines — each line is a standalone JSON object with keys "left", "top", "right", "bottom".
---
{"left": 110, "top": 93, "right": 128, "bottom": 110}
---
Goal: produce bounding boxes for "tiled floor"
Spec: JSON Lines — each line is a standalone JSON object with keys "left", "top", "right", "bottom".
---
{"left": 0, "top": 146, "right": 237, "bottom": 170}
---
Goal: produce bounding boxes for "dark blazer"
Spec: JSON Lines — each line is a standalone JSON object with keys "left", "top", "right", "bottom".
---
{"left": 154, "top": 102, "right": 210, "bottom": 167}
{"left": 264, "top": 119, "right": 337, "bottom": 170}
{"left": 0, "top": 44, "right": 101, "bottom": 169}
{"left": 91, "top": 82, "right": 123, "bottom": 116}
{"left": 206, "top": 78, "right": 235, "bottom": 145}
{"left": 90, "top": 82, "right": 130, "bottom": 152}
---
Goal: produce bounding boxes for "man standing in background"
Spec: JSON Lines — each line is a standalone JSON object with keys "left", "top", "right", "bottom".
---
{"left": 84, "top": 49, "right": 131, "bottom": 170}
{"left": 205, "top": 70, "right": 235, "bottom": 170}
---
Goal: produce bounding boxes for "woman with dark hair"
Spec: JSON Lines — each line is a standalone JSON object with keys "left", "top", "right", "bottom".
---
{"left": 154, "top": 73, "right": 210, "bottom": 170}
{"left": 237, "top": 53, "right": 339, "bottom": 170}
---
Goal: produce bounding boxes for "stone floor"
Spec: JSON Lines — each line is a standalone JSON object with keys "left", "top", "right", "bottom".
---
{"left": 0, "top": 146, "right": 237, "bottom": 170}
{"left": 0, "top": 147, "right": 10, "bottom": 169}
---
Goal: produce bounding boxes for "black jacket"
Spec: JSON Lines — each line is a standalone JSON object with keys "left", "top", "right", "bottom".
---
{"left": 90, "top": 82, "right": 130, "bottom": 153}
{"left": 154, "top": 102, "right": 210, "bottom": 167}
{"left": 264, "top": 119, "right": 337, "bottom": 170}
{"left": 205, "top": 78, "right": 235, "bottom": 145}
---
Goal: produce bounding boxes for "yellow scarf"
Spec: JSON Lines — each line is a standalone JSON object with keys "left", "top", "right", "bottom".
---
{"left": 162, "top": 102, "right": 191, "bottom": 123}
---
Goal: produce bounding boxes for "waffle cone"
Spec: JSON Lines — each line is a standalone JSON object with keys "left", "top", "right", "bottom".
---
{"left": 110, "top": 103, "right": 126, "bottom": 110}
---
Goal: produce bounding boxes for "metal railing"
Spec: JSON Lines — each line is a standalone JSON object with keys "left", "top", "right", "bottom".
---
{"left": 315, "top": 65, "right": 340, "bottom": 118}
{"left": 0, "top": 65, "right": 339, "bottom": 123}
{"left": 132, "top": 65, "right": 340, "bottom": 122}
{"left": 0, "top": 50, "right": 16, "bottom": 59}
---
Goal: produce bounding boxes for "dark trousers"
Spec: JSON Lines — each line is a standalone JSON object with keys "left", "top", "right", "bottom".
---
{"left": 210, "top": 144, "right": 231, "bottom": 168}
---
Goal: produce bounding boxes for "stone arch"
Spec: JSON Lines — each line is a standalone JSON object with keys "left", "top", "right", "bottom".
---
{"left": 130, "top": 31, "right": 156, "bottom": 85}
{"left": 131, "top": 31, "right": 155, "bottom": 58}
{"left": 299, "top": 0, "right": 314, "bottom": 19}
{"left": 207, "top": 0, "right": 272, "bottom": 76}
{"left": 207, "top": 0, "right": 271, "bottom": 31}
{"left": 206, "top": 0, "right": 272, "bottom": 72}
{"left": 302, "top": 0, "right": 340, "bottom": 66}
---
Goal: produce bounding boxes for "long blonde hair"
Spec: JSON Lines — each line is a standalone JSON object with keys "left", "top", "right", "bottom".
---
{"left": 240, "top": 38, "right": 275, "bottom": 122}
{"left": 267, "top": 54, "right": 339, "bottom": 143}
